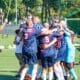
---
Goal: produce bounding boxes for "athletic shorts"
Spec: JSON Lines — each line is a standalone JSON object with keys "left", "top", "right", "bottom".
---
{"left": 15, "top": 53, "right": 23, "bottom": 65}
{"left": 37, "top": 47, "right": 41, "bottom": 60}
{"left": 41, "top": 54, "right": 54, "bottom": 68}
{"left": 22, "top": 52, "right": 38, "bottom": 65}
{"left": 57, "top": 45, "right": 66, "bottom": 61}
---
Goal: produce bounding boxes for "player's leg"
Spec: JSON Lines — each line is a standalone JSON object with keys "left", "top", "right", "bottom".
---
{"left": 31, "top": 53, "right": 38, "bottom": 80}
{"left": 15, "top": 53, "right": 23, "bottom": 77}
{"left": 54, "top": 61, "right": 65, "bottom": 80}
{"left": 20, "top": 53, "right": 29, "bottom": 80}
{"left": 36, "top": 50, "right": 42, "bottom": 79}
{"left": 32, "top": 64, "right": 38, "bottom": 80}
{"left": 36, "top": 60, "right": 42, "bottom": 79}
{"left": 67, "top": 63, "right": 78, "bottom": 80}
{"left": 41, "top": 57, "right": 47, "bottom": 80}
{"left": 48, "top": 55, "right": 54, "bottom": 80}
{"left": 20, "top": 64, "right": 29, "bottom": 80}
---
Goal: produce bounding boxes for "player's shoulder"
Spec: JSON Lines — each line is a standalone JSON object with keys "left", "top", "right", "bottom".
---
{"left": 16, "top": 35, "right": 20, "bottom": 40}
{"left": 19, "top": 23, "right": 27, "bottom": 29}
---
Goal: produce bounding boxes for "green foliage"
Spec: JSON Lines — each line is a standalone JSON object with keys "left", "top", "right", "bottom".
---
{"left": 0, "top": 0, "right": 80, "bottom": 21}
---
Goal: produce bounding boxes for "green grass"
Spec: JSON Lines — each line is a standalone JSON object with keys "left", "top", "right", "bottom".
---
{"left": 0, "top": 35, "right": 80, "bottom": 80}
{"left": 0, "top": 49, "right": 19, "bottom": 80}
{"left": 0, "top": 34, "right": 14, "bottom": 47}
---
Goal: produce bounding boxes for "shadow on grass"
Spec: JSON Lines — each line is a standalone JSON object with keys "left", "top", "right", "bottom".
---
{"left": 0, "top": 70, "right": 17, "bottom": 73}
{"left": 0, "top": 75, "right": 15, "bottom": 80}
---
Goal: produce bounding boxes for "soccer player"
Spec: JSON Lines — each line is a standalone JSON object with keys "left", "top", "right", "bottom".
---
{"left": 19, "top": 15, "right": 58, "bottom": 80}
{"left": 14, "top": 29, "right": 23, "bottom": 78}
{"left": 50, "top": 18, "right": 65, "bottom": 80}
{"left": 61, "top": 20, "right": 78, "bottom": 80}
{"left": 20, "top": 17, "right": 40, "bottom": 80}
{"left": 64, "top": 30, "right": 77, "bottom": 80}
{"left": 39, "top": 22, "right": 57, "bottom": 80}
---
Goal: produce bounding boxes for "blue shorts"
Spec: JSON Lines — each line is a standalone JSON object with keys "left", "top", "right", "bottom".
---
{"left": 22, "top": 52, "right": 38, "bottom": 65}
{"left": 57, "top": 45, "right": 66, "bottom": 61}
{"left": 37, "top": 47, "right": 41, "bottom": 60}
{"left": 41, "top": 54, "right": 54, "bottom": 68}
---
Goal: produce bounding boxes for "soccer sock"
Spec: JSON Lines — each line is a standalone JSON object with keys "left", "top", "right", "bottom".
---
{"left": 32, "top": 68, "right": 37, "bottom": 80}
{"left": 20, "top": 67, "right": 28, "bottom": 80}
{"left": 48, "top": 71, "right": 53, "bottom": 80}
{"left": 58, "top": 65, "right": 65, "bottom": 80}
{"left": 54, "top": 65, "right": 61, "bottom": 80}
{"left": 42, "top": 72, "right": 47, "bottom": 80}
{"left": 54, "top": 65, "right": 65, "bottom": 80}
{"left": 69, "top": 68, "right": 78, "bottom": 80}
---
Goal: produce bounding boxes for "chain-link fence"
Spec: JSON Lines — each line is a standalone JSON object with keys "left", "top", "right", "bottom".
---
{"left": 0, "top": 24, "right": 20, "bottom": 35}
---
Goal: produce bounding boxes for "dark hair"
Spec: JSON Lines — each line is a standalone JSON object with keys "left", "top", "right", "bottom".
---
{"left": 15, "top": 29, "right": 20, "bottom": 34}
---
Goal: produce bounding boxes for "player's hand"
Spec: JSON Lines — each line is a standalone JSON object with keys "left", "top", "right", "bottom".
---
{"left": 43, "top": 44, "right": 49, "bottom": 49}
{"left": 70, "top": 30, "right": 74, "bottom": 34}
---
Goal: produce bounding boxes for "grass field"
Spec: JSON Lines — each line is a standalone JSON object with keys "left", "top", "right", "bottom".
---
{"left": 0, "top": 35, "right": 80, "bottom": 80}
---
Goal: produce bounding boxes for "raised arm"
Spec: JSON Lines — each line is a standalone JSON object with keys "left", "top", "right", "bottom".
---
{"left": 40, "top": 28, "right": 57, "bottom": 35}
{"left": 0, "top": 18, "right": 8, "bottom": 31}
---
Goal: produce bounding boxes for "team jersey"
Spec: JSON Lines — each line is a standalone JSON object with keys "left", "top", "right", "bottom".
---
{"left": 39, "top": 33, "right": 57, "bottom": 57}
{"left": 22, "top": 24, "right": 43, "bottom": 54}
{"left": 15, "top": 35, "right": 23, "bottom": 53}
{"left": 64, "top": 30, "right": 75, "bottom": 63}
{"left": 64, "top": 30, "right": 74, "bottom": 49}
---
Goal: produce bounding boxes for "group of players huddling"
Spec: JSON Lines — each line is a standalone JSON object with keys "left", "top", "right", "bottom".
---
{"left": 14, "top": 14, "right": 78, "bottom": 80}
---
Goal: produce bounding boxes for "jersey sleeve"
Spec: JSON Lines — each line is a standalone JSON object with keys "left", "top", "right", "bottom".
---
{"left": 34, "top": 24, "right": 43, "bottom": 35}
{"left": 52, "top": 31, "right": 60, "bottom": 37}
{"left": 64, "top": 30, "right": 70, "bottom": 36}
{"left": 15, "top": 36, "right": 21, "bottom": 43}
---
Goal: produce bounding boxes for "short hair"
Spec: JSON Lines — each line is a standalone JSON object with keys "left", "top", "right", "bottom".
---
{"left": 15, "top": 29, "right": 20, "bottom": 34}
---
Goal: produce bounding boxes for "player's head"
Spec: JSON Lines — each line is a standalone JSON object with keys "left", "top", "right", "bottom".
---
{"left": 15, "top": 29, "right": 20, "bottom": 35}
{"left": 32, "top": 16, "right": 41, "bottom": 24}
{"left": 44, "top": 22, "right": 50, "bottom": 29}
{"left": 50, "top": 14, "right": 60, "bottom": 27}
{"left": 26, "top": 15, "right": 33, "bottom": 28}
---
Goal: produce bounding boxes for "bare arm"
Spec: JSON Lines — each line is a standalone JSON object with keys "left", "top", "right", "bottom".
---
{"left": 40, "top": 28, "right": 57, "bottom": 35}
{"left": 44, "top": 38, "right": 57, "bottom": 49}
{"left": 0, "top": 19, "right": 8, "bottom": 31}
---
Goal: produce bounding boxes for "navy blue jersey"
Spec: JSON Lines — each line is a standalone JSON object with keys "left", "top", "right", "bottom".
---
{"left": 39, "top": 34, "right": 56, "bottom": 57}
{"left": 22, "top": 24, "right": 43, "bottom": 54}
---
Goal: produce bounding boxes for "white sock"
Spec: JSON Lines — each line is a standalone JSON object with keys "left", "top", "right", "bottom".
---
{"left": 58, "top": 65, "right": 65, "bottom": 80}
{"left": 48, "top": 71, "right": 53, "bottom": 80}
{"left": 42, "top": 72, "right": 46, "bottom": 80}
{"left": 32, "top": 68, "right": 37, "bottom": 80}
{"left": 54, "top": 65, "right": 61, "bottom": 80}
{"left": 20, "top": 67, "right": 28, "bottom": 80}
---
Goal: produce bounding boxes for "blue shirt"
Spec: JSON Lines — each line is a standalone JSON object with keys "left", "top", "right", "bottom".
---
{"left": 22, "top": 24, "right": 43, "bottom": 54}
{"left": 39, "top": 33, "right": 57, "bottom": 57}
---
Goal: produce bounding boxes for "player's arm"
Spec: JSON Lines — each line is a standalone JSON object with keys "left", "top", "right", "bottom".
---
{"left": 40, "top": 28, "right": 57, "bottom": 35}
{"left": 13, "top": 37, "right": 21, "bottom": 45}
{"left": 0, "top": 19, "right": 8, "bottom": 31}
{"left": 44, "top": 38, "right": 57, "bottom": 49}
{"left": 65, "top": 27, "right": 74, "bottom": 34}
